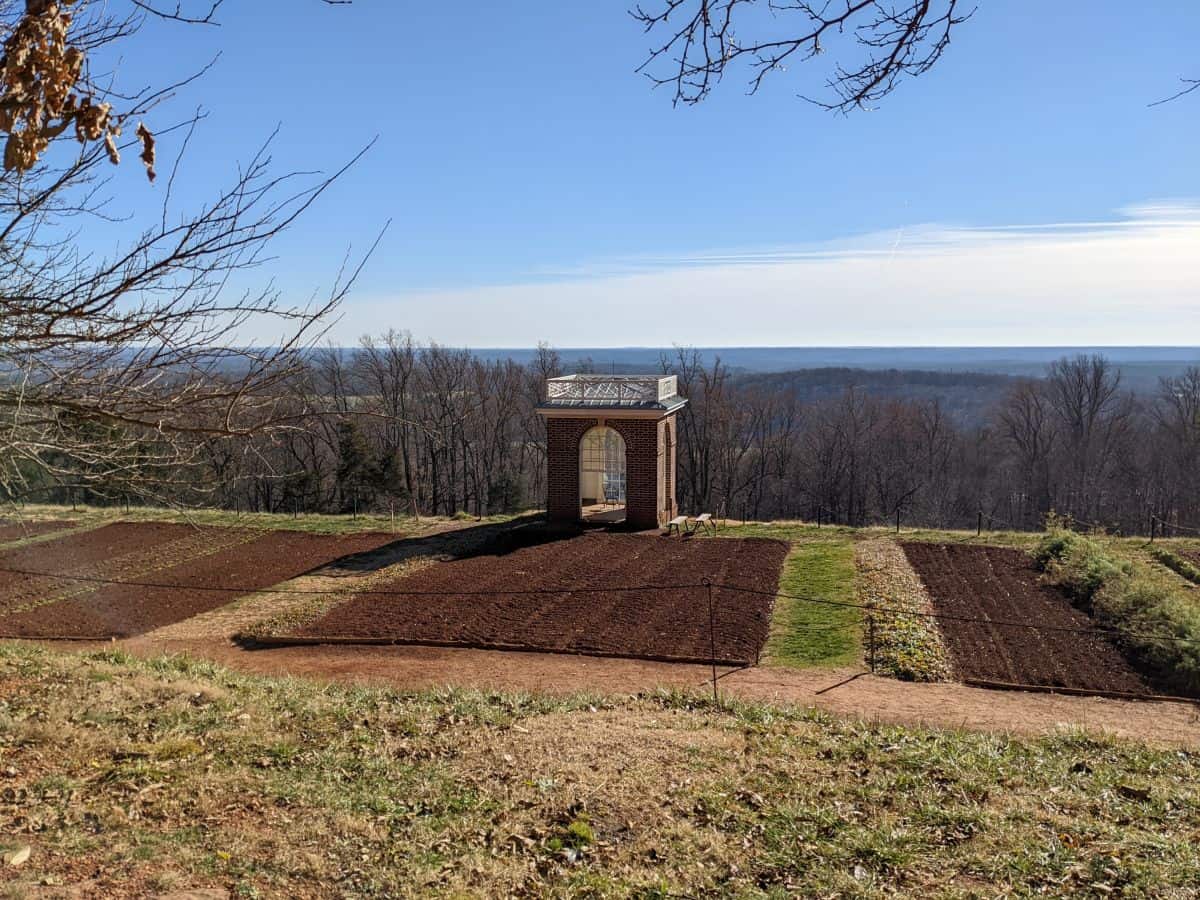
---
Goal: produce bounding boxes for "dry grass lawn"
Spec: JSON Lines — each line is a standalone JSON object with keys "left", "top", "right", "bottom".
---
{"left": 0, "top": 643, "right": 1198, "bottom": 898}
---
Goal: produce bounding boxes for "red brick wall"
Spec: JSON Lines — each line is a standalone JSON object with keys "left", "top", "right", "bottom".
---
{"left": 662, "top": 415, "right": 678, "bottom": 520}
{"left": 656, "top": 421, "right": 666, "bottom": 518}
{"left": 545, "top": 417, "right": 596, "bottom": 523}
{"left": 610, "top": 419, "right": 659, "bottom": 530}
{"left": 544, "top": 413, "right": 681, "bottom": 529}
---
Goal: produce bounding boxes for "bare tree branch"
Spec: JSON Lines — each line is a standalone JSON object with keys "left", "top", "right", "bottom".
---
{"left": 1150, "top": 77, "right": 1200, "bottom": 108}
{"left": 129, "top": 1, "right": 223, "bottom": 25}
{"left": 632, "top": 0, "right": 973, "bottom": 112}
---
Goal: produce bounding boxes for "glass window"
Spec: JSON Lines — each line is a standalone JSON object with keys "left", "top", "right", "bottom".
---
{"left": 580, "top": 427, "right": 626, "bottom": 504}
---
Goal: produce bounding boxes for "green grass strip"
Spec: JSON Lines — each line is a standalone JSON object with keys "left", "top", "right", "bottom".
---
{"left": 764, "top": 539, "right": 861, "bottom": 668}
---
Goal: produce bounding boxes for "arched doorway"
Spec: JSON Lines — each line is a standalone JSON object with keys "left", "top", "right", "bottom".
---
{"left": 579, "top": 425, "right": 626, "bottom": 523}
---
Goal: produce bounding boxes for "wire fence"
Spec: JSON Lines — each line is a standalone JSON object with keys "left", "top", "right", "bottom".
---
{"left": 723, "top": 582, "right": 1200, "bottom": 650}
{"left": 0, "top": 563, "right": 1198, "bottom": 705}
{"left": 1, "top": 563, "right": 1195, "bottom": 650}
{"left": 801, "top": 503, "right": 1200, "bottom": 540}
{"left": 1151, "top": 515, "right": 1200, "bottom": 539}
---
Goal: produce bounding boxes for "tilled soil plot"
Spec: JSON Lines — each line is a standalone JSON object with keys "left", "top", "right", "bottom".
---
{"left": 901, "top": 543, "right": 1153, "bottom": 694}
{"left": 0, "top": 519, "right": 77, "bottom": 544}
{"left": 287, "top": 533, "right": 789, "bottom": 664}
{"left": 0, "top": 526, "right": 397, "bottom": 638}
{"left": 0, "top": 522, "right": 199, "bottom": 615}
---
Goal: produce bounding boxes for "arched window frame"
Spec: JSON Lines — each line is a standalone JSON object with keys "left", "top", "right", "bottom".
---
{"left": 579, "top": 425, "right": 627, "bottom": 507}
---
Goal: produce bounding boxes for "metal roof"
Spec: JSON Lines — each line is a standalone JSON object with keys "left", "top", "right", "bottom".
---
{"left": 536, "top": 374, "right": 688, "bottom": 415}
{"left": 536, "top": 395, "right": 689, "bottom": 413}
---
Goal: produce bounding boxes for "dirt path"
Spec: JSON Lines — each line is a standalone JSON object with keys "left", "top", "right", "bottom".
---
{"left": 723, "top": 667, "right": 1200, "bottom": 748}
{"left": 106, "top": 636, "right": 1200, "bottom": 749}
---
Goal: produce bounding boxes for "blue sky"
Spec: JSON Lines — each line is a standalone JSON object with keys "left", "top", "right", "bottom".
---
{"left": 96, "top": 2, "right": 1200, "bottom": 345}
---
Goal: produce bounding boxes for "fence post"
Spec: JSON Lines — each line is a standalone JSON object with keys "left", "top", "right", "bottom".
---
{"left": 703, "top": 577, "right": 718, "bottom": 706}
{"left": 867, "top": 605, "right": 877, "bottom": 673}
{"left": 895, "top": 508, "right": 900, "bottom": 534}
{"left": 977, "top": 511, "right": 982, "bottom": 537}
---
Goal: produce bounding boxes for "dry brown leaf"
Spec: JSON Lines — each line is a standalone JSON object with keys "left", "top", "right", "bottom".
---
{"left": 0, "top": 3, "right": 142, "bottom": 175}
{"left": 136, "top": 121, "right": 156, "bottom": 182}
{"left": 2, "top": 843, "right": 31, "bottom": 867}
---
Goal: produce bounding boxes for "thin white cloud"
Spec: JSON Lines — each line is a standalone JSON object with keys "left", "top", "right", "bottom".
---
{"left": 342, "top": 201, "right": 1200, "bottom": 346}
{"left": 1116, "top": 198, "right": 1200, "bottom": 223}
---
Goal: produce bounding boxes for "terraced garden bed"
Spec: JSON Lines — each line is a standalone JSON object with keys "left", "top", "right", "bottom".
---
{"left": 0, "top": 519, "right": 77, "bottom": 545}
{"left": 268, "top": 532, "right": 789, "bottom": 665}
{"left": 0, "top": 523, "right": 396, "bottom": 638}
{"left": 0, "top": 522, "right": 196, "bottom": 615}
{"left": 901, "top": 543, "right": 1153, "bottom": 694}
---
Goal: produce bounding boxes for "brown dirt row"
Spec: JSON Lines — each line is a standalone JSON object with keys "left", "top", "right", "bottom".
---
{"left": 0, "top": 527, "right": 397, "bottom": 638}
{"left": 901, "top": 542, "right": 1152, "bottom": 694}
{"left": 0, "top": 519, "right": 77, "bottom": 544}
{"left": 286, "top": 533, "right": 789, "bottom": 664}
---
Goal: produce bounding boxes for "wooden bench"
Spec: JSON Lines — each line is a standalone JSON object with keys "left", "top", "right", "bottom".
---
{"left": 665, "top": 515, "right": 689, "bottom": 536}
{"left": 692, "top": 512, "right": 715, "bottom": 535}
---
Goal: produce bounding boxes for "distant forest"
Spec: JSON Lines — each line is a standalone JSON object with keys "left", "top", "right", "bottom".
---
{"left": 20, "top": 334, "right": 1200, "bottom": 536}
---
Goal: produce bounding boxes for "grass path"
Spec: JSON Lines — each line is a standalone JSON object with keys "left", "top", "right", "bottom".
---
{"left": 763, "top": 538, "right": 861, "bottom": 667}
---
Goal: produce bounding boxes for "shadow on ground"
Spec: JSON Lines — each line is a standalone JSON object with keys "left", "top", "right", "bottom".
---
{"left": 311, "top": 513, "right": 572, "bottom": 579}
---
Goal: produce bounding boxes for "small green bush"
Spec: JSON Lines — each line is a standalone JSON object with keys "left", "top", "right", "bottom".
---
{"left": 1094, "top": 580, "right": 1200, "bottom": 695}
{"left": 1034, "top": 530, "right": 1130, "bottom": 609}
{"left": 1032, "top": 529, "right": 1080, "bottom": 567}
{"left": 1034, "top": 530, "right": 1200, "bottom": 696}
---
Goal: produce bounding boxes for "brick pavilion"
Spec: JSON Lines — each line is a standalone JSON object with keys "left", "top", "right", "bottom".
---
{"left": 536, "top": 375, "right": 688, "bottom": 529}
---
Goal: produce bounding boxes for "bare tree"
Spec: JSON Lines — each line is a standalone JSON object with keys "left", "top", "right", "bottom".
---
{"left": 0, "top": 2, "right": 377, "bottom": 507}
{"left": 999, "top": 379, "right": 1056, "bottom": 523}
{"left": 1150, "top": 368, "right": 1200, "bottom": 528}
{"left": 1043, "top": 355, "right": 1133, "bottom": 524}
